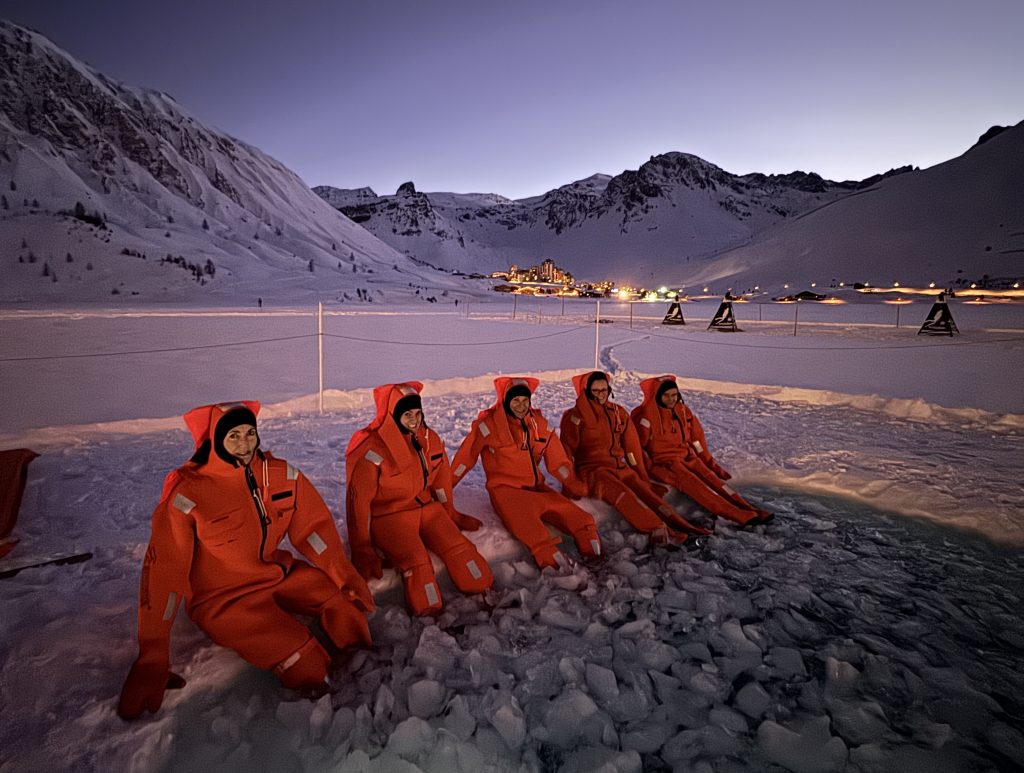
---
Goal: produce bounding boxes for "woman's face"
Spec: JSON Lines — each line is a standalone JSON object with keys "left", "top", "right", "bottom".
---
{"left": 508, "top": 395, "right": 531, "bottom": 419}
{"left": 223, "top": 424, "right": 258, "bottom": 465}
{"left": 399, "top": 408, "right": 423, "bottom": 432}
{"left": 659, "top": 387, "right": 681, "bottom": 408}
{"left": 589, "top": 380, "right": 610, "bottom": 405}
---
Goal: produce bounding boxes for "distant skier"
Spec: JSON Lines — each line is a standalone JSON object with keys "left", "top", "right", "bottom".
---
{"left": 257, "top": 297, "right": 263, "bottom": 310}
{"left": 632, "top": 376, "right": 772, "bottom": 526}
{"left": 559, "top": 371, "right": 711, "bottom": 544}
{"left": 451, "top": 377, "right": 600, "bottom": 568}
{"left": 118, "top": 402, "right": 373, "bottom": 719}
{"left": 345, "top": 382, "right": 493, "bottom": 615}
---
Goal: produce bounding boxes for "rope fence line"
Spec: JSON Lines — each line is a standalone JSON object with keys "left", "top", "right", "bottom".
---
{"left": 0, "top": 326, "right": 588, "bottom": 363}
{"left": 4, "top": 313, "right": 1023, "bottom": 364}
{"left": 0, "top": 334, "right": 318, "bottom": 362}
{"left": 638, "top": 329, "right": 1024, "bottom": 351}
{"left": 322, "top": 328, "right": 584, "bottom": 346}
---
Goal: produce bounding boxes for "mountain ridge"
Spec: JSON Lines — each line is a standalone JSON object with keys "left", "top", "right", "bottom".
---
{"left": 0, "top": 19, "right": 467, "bottom": 305}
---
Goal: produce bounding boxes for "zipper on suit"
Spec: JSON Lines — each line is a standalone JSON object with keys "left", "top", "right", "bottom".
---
{"left": 244, "top": 462, "right": 286, "bottom": 574}
{"left": 521, "top": 418, "right": 541, "bottom": 487}
{"left": 412, "top": 434, "right": 429, "bottom": 488}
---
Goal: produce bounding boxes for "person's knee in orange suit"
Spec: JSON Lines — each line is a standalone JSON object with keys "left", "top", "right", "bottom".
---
{"left": 559, "top": 372, "right": 710, "bottom": 542}
{"left": 632, "top": 375, "right": 772, "bottom": 526}
{"left": 346, "top": 383, "right": 493, "bottom": 615}
{"left": 118, "top": 402, "right": 373, "bottom": 719}
{"left": 451, "top": 377, "right": 601, "bottom": 568}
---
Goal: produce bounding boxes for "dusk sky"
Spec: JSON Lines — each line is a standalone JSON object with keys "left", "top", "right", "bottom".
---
{"left": 2, "top": 0, "right": 1021, "bottom": 200}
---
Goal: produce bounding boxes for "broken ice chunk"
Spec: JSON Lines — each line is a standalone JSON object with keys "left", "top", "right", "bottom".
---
{"left": 543, "top": 689, "right": 599, "bottom": 747}
{"left": 757, "top": 716, "right": 848, "bottom": 773}
{"left": 585, "top": 662, "right": 620, "bottom": 703}
{"left": 411, "top": 626, "right": 461, "bottom": 676}
{"left": 407, "top": 679, "right": 446, "bottom": 719}
{"left": 734, "top": 681, "right": 771, "bottom": 719}
{"left": 769, "top": 646, "right": 807, "bottom": 679}
{"left": 386, "top": 716, "right": 435, "bottom": 759}
{"left": 441, "top": 695, "right": 476, "bottom": 740}
{"left": 481, "top": 688, "right": 524, "bottom": 749}
{"left": 557, "top": 747, "right": 642, "bottom": 773}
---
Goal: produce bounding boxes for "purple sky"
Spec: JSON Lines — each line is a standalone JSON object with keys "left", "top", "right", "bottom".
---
{"left": 2, "top": 0, "right": 1022, "bottom": 199}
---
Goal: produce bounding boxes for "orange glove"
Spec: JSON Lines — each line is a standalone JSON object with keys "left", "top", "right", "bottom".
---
{"left": 650, "top": 481, "right": 670, "bottom": 498}
{"left": 351, "top": 544, "right": 383, "bottom": 580}
{"left": 561, "top": 476, "right": 588, "bottom": 500}
{"left": 341, "top": 569, "right": 376, "bottom": 612}
{"left": 117, "top": 656, "right": 186, "bottom": 720}
{"left": 454, "top": 511, "right": 482, "bottom": 531}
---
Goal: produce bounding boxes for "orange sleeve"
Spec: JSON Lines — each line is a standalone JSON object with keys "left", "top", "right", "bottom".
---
{"left": 428, "top": 441, "right": 458, "bottom": 518}
{"left": 135, "top": 488, "right": 196, "bottom": 669}
{"left": 631, "top": 411, "right": 655, "bottom": 469}
{"left": 541, "top": 431, "right": 575, "bottom": 485}
{"left": 622, "top": 414, "right": 650, "bottom": 481}
{"left": 632, "top": 411, "right": 652, "bottom": 448}
{"left": 289, "top": 470, "right": 357, "bottom": 589}
{"left": 688, "top": 411, "right": 729, "bottom": 477}
{"left": 345, "top": 450, "right": 381, "bottom": 551}
{"left": 450, "top": 422, "right": 485, "bottom": 488}
{"left": 559, "top": 410, "right": 581, "bottom": 464}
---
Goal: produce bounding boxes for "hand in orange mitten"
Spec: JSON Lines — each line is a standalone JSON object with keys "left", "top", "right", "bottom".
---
{"left": 117, "top": 656, "right": 186, "bottom": 720}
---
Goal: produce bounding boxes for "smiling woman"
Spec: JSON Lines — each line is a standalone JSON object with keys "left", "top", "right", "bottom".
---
{"left": 117, "top": 400, "right": 375, "bottom": 718}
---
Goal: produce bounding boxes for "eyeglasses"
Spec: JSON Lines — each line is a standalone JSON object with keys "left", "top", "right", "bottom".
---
{"left": 590, "top": 388, "right": 610, "bottom": 395}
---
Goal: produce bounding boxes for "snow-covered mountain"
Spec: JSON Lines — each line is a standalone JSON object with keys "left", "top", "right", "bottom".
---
{"left": 685, "top": 123, "right": 1024, "bottom": 293}
{"left": 317, "top": 130, "right": 1021, "bottom": 293}
{"left": 316, "top": 157, "right": 911, "bottom": 285}
{"left": 0, "top": 21, "right": 470, "bottom": 306}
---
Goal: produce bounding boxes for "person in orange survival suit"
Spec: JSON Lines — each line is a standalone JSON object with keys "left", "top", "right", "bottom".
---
{"left": 559, "top": 371, "right": 712, "bottom": 544}
{"left": 117, "top": 402, "right": 374, "bottom": 720}
{"left": 450, "top": 377, "right": 601, "bottom": 569}
{"left": 631, "top": 376, "right": 773, "bottom": 526}
{"left": 345, "top": 383, "right": 494, "bottom": 616}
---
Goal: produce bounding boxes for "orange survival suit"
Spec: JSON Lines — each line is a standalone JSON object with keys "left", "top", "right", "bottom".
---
{"left": 631, "top": 376, "right": 764, "bottom": 525}
{"left": 450, "top": 377, "right": 601, "bottom": 568}
{"left": 118, "top": 402, "right": 373, "bottom": 720}
{"left": 345, "top": 383, "right": 493, "bottom": 615}
{"left": 559, "top": 372, "right": 708, "bottom": 542}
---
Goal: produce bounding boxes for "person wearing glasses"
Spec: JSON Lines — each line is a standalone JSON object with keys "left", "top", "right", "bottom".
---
{"left": 632, "top": 376, "right": 773, "bottom": 526}
{"left": 559, "top": 371, "right": 711, "bottom": 545}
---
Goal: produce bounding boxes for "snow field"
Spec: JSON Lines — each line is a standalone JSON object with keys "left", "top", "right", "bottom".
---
{"left": 1, "top": 372, "right": 1022, "bottom": 772}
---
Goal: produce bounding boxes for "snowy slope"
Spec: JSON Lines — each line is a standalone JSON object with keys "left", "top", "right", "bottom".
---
{"left": 0, "top": 21, "right": 473, "bottom": 306}
{"left": 316, "top": 157, "right": 867, "bottom": 282}
{"left": 315, "top": 131, "right": 1020, "bottom": 294}
{"left": 686, "top": 123, "right": 1024, "bottom": 293}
